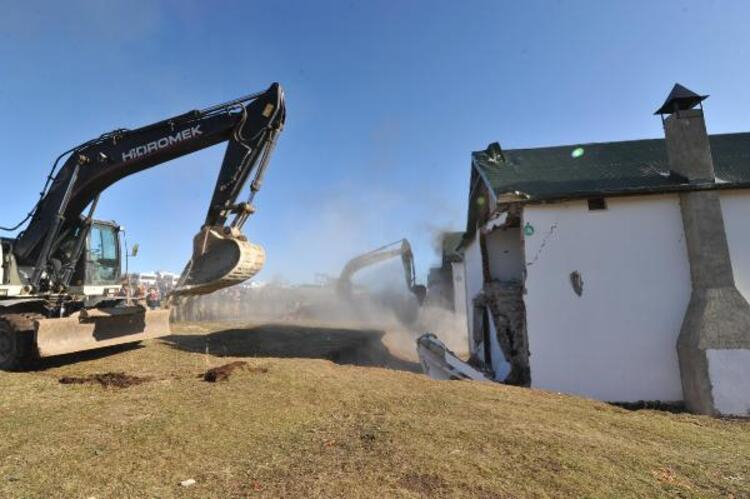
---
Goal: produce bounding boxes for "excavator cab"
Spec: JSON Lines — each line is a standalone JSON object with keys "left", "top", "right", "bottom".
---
{"left": 86, "top": 223, "right": 120, "bottom": 285}
{"left": 66, "top": 221, "right": 123, "bottom": 294}
{"left": 0, "top": 220, "right": 123, "bottom": 297}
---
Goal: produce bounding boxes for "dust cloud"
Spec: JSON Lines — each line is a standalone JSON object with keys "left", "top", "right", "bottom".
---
{"left": 170, "top": 190, "right": 468, "bottom": 366}
{"left": 172, "top": 260, "right": 468, "bottom": 364}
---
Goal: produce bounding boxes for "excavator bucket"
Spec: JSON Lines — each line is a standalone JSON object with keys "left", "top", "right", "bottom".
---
{"left": 36, "top": 306, "right": 171, "bottom": 358}
{"left": 172, "top": 226, "right": 265, "bottom": 296}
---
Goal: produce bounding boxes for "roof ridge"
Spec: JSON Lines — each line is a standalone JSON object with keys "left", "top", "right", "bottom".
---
{"left": 472, "top": 131, "right": 750, "bottom": 156}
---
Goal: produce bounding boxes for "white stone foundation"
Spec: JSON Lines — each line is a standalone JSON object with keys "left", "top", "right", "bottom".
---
{"left": 706, "top": 349, "right": 750, "bottom": 416}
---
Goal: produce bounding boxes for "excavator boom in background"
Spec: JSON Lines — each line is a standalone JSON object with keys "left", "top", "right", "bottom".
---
{"left": 0, "top": 83, "right": 286, "bottom": 369}
{"left": 337, "top": 239, "right": 426, "bottom": 305}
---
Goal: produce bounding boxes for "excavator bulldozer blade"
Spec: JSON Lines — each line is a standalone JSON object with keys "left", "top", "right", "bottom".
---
{"left": 36, "top": 306, "right": 171, "bottom": 358}
{"left": 172, "top": 226, "right": 265, "bottom": 296}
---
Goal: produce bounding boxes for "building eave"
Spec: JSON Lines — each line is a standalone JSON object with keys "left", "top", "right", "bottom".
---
{"left": 497, "top": 180, "right": 750, "bottom": 207}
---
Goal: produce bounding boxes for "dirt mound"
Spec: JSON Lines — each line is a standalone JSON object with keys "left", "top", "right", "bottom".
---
{"left": 202, "top": 361, "right": 268, "bottom": 382}
{"left": 59, "top": 372, "right": 152, "bottom": 388}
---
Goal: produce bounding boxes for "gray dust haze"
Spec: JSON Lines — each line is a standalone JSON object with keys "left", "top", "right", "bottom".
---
{"left": 170, "top": 191, "right": 468, "bottom": 364}
{"left": 172, "top": 259, "right": 468, "bottom": 363}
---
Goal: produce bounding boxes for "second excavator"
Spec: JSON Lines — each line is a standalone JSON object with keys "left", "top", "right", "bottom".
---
{"left": 0, "top": 83, "right": 286, "bottom": 369}
{"left": 337, "top": 239, "right": 426, "bottom": 305}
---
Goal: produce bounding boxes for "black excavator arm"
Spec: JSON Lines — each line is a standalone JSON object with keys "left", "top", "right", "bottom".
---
{"left": 8, "top": 83, "right": 285, "bottom": 294}
{"left": 337, "top": 239, "right": 426, "bottom": 304}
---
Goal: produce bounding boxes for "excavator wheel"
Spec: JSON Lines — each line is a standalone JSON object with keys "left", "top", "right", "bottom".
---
{"left": 172, "top": 226, "right": 266, "bottom": 296}
{"left": 0, "top": 315, "right": 35, "bottom": 371}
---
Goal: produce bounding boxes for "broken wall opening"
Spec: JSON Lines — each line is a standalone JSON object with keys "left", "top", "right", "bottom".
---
{"left": 471, "top": 206, "right": 531, "bottom": 386}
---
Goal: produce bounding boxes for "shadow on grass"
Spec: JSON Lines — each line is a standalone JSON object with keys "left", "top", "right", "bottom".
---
{"left": 28, "top": 343, "right": 145, "bottom": 371}
{"left": 162, "top": 323, "right": 422, "bottom": 373}
{"left": 609, "top": 400, "right": 688, "bottom": 414}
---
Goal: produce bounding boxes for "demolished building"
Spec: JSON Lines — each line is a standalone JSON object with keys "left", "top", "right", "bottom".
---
{"left": 426, "top": 232, "right": 465, "bottom": 312}
{"left": 456, "top": 84, "right": 750, "bottom": 416}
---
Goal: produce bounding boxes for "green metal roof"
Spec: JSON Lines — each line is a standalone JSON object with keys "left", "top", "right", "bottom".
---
{"left": 471, "top": 132, "right": 750, "bottom": 203}
{"left": 441, "top": 232, "right": 464, "bottom": 263}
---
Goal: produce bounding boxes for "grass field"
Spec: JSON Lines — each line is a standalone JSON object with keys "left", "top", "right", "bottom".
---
{"left": 1, "top": 321, "right": 748, "bottom": 498}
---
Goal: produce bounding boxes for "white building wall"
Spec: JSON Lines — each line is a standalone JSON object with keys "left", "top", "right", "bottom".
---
{"left": 451, "top": 261, "right": 467, "bottom": 319}
{"left": 462, "top": 236, "right": 484, "bottom": 355}
{"left": 485, "top": 228, "right": 524, "bottom": 281}
{"left": 719, "top": 190, "right": 750, "bottom": 303}
{"left": 706, "top": 349, "right": 750, "bottom": 416}
{"left": 715, "top": 190, "right": 750, "bottom": 416}
{"left": 523, "top": 195, "right": 691, "bottom": 402}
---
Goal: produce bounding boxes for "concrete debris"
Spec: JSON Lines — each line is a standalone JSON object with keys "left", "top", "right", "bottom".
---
{"left": 481, "top": 211, "right": 508, "bottom": 233}
{"left": 202, "top": 361, "right": 265, "bottom": 382}
{"left": 58, "top": 372, "right": 152, "bottom": 389}
{"left": 417, "top": 333, "right": 490, "bottom": 381}
{"left": 474, "top": 280, "right": 530, "bottom": 386}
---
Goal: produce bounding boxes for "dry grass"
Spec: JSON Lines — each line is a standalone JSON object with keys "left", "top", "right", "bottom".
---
{"left": 0, "top": 321, "right": 748, "bottom": 498}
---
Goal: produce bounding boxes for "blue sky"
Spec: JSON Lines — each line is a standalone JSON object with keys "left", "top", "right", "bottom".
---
{"left": 1, "top": 0, "right": 749, "bottom": 283}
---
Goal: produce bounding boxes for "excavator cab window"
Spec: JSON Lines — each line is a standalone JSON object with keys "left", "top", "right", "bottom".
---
{"left": 86, "top": 223, "right": 121, "bottom": 285}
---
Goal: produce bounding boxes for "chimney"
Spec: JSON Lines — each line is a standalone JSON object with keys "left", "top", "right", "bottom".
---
{"left": 658, "top": 84, "right": 750, "bottom": 417}
{"left": 657, "top": 84, "right": 714, "bottom": 182}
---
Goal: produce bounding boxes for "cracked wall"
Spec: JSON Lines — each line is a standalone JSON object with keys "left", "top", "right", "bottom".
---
{"left": 462, "top": 220, "right": 530, "bottom": 384}
{"left": 522, "top": 195, "right": 691, "bottom": 402}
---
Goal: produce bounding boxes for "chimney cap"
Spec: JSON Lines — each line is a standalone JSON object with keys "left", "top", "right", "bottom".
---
{"left": 655, "top": 83, "right": 708, "bottom": 115}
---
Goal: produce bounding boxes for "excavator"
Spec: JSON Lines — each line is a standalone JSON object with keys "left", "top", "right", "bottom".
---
{"left": 337, "top": 239, "right": 426, "bottom": 305}
{"left": 0, "top": 83, "right": 286, "bottom": 369}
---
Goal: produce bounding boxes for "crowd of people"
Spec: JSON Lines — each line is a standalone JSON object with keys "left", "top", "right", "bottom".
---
{"left": 117, "top": 273, "right": 176, "bottom": 310}
{"left": 117, "top": 282, "right": 162, "bottom": 309}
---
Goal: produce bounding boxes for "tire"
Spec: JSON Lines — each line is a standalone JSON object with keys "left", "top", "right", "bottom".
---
{"left": 0, "top": 319, "right": 22, "bottom": 371}
{"left": 0, "top": 315, "right": 35, "bottom": 371}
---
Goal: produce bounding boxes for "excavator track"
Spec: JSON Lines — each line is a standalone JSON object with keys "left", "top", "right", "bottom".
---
{"left": 0, "top": 312, "right": 43, "bottom": 371}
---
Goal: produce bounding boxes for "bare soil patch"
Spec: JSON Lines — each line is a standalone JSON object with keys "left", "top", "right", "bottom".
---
{"left": 202, "top": 361, "right": 268, "bottom": 382}
{"left": 399, "top": 473, "right": 449, "bottom": 495}
{"left": 58, "top": 372, "right": 152, "bottom": 389}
